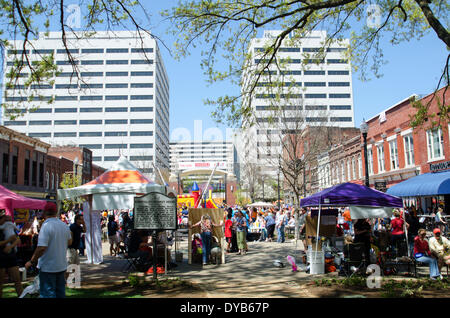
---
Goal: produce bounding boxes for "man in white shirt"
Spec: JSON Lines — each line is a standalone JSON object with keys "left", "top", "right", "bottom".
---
{"left": 25, "top": 203, "right": 72, "bottom": 298}
{"left": 275, "top": 209, "right": 286, "bottom": 243}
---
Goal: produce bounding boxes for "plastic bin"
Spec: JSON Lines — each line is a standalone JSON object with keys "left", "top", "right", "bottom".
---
{"left": 307, "top": 250, "right": 325, "bottom": 274}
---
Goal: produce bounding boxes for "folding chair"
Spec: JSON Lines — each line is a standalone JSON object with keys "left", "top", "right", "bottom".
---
{"left": 341, "top": 243, "right": 366, "bottom": 277}
{"left": 121, "top": 243, "right": 141, "bottom": 273}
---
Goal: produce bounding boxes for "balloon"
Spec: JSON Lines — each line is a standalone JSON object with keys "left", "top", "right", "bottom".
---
{"left": 286, "top": 255, "right": 298, "bottom": 272}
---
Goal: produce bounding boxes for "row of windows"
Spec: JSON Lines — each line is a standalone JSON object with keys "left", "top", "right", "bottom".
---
{"left": 255, "top": 93, "right": 351, "bottom": 99}
{"left": 255, "top": 105, "right": 351, "bottom": 111}
{"left": 7, "top": 83, "right": 153, "bottom": 90}
{"left": 55, "top": 71, "right": 153, "bottom": 77}
{"left": 5, "top": 119, "right": 153, "bottom": 126}
{"left": 28, "top": 131, "right": 154, "bottom": 138}
{"left": 255, "top": 117, "right": 352, "bottom": 123}
{"left": 255, "top": 58, "right": 348, "bottom": 64}
{"left": 7, "top": 48, "right": 154, "bottom": 55}
{"left": 78, "top": 143, "right": 154, "bottom": 149}
{"left": 93, "top": 155, "right": 154, "bottom": 162}
{"left": 255, "top": 47, "right": 347, "bottom": 53}
{"left": 256, "top": 81, "right": 350, "bottom": 87}
{"left": 261, "top": 70, "right": 349, "bottom": 76}
{"left": 7, "top": 107, "right": 154, "bottom": 114}
{"left": 5, "top": 95, "right": 153, "bottom": 102}
{"left": 55, "top": 59, "right": 153, "bottom": 65}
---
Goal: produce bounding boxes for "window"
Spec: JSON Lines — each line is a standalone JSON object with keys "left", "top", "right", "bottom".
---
{"left": 104, "top": 144, "right": 127, "bottom": 149}
{"left": 329, "top": 94, "right": 351, "bottom": 98}
{"left": 104, "top": 156, "right": 119, "bottom": 161}
{"left": 57, "top": 49, "right": 79, "bottom": 54}
{"left": 79, "top": 144, "right": 102, "bottom": 149}
{"left": 106, "top": 72, "right": 128, "bottom": 77}
{"left": 328, "top": 82, "right": 350, "bottom": 87}
{"left": 31, "top": 108, "right": 52, "bottom": 113}
{"left": 56, "top": 72, "right": 75, "bottom": 77}
{"left": 426, "top": 128, "right": 443, "bottom": 160}
{"left": 92, "top": 156, "right": 102, "bottom": 161}
{"left": 55, "top": 108, "right": 77, "bottom": 113}
{"left": 279, "top": 71, "right": 301, "bottom": 75}
{"left": 105, "top": 119, "right": 128, "bottom": 124}
{"left": 304, "top": 70, "right": 325, "bottom": 75}
{"left": 130, "top": 131, "right": 153, "bottom": 136}
{"left": 55, "top": 120, "right": 77, "bottom": 125}
{"left": 29, "top": 120, "right": 52, "bottom": 125}
{"left": 52, "top": 173, "right": 55, "bottom": 190}
{"left": 33, "top": 49, "right": 54, "bottom": 54}
{"left": 330, "top": 117, "right": 352, "bottom": 122}
{"left": 327, "top": 48, "right": 348, "bottom": 52}
{"left": 81, "top": 72, "right": 103, "bottom": 77}
{"left": 306, "top": 117, "right": 327, "bottom": 122}
{"left": 328, "top": 70, "right": 349, "bottom": 75}
{"left": 305, "top": 94, "right": 326, "bottom": 98}
{"left": 80, "top": 132, "right": 102, "bottom": 137}
{"left": 3, "top": 121, "right": 26, "bottom": 126}
{"left": 330, "top": 105, "right": 351, "bottom": 110}
{"left": 131, "top": 59, "right": 153, "bottom": 64}
{"left": 81, "top": 84, "right": 103, "bottom": 89}
{"left": 358, "top": 155, "right": 362, "bottom": 179}
{"left": 368, "top": 148, "right": 374, "bottom": 175}
{"left": 341, "top": 162, "right": 345, "bottom": 182}
{"left": 106, "top": 48, "right": 129, "bottom": 53}
{"left": 130, "top": 83, "right": 153, "bottom": 88}
{"left": 30, "top": 84, "right": 53, "bottom": 89}
{"left": 45, "top": 172, "right": 49, "bottom": 190}
{"left": 81, "top": 60, "right": 103, "bottom": 65}
{"left": 304, "top": 59, "right": 324, "bottom": 64}
{"left": 305, "top": 105, "right": 327, "bottom": 110}
{"left": 80, "top": 107, "right": 102, "bottom": 112}
{"left": 304, "top": 82, "right": 326, "bottom": 87}
{"left": 377, "top": 144, "right": 385, "bottom": 172}
{"left": 56, "top": 84, "right": 78, "bottom": 89}
{"left": 130, "top": 156, "right": 153, "bottom": 161}
{"left": 303, "top": 48, "right": 321, "bottom": 52}
{"left": 81, "top": 48, "right": 104, "bottom": 53}
{"left": 131, "top": 71, "right": 153, "bottom": 76}
{"left": 55, "top": 96, "right": 78, "bottom": 101}
{"left": 29, "top": 132, "right": 51, "bottom": 137}
{"left": 12, "top": 147, "right": 18, "bottom": 184}
{"left": 130, "top": 119, "right": 153, "bottom": 124}
{"left": 347, "top": 160, "right": 351, "bottom": 181}
{"left": 105, "top": 95, "right": 128, "bottom": 100}
{"left": 80, "top": 120, "right": 102, "bottom": 125}
{"left": 105, "top": 83, "right": 128, "bottom": 88}
{"left": 389, "top": 140, "right": 399, "bottom": 170}
{"left": 278, "top": 47, "right": 300, "bottom": 52}
{"left": 130, "top": 143, "right": 153, "bottom": 149}
{"left": 106, "top": 60, "right": 128, "bottom": 65}
{"left": 105, "top": 107, "right": 128, "bottom": 112}
{"left": 130, "top": 107, "right": 153, "bottom": 112}
{"left": 80, "top": 96, "right": 103, "bottom": 101}
{"left": 54, "top": 132, "right": 77, "bottom": 137}
{"left": 130, "top": 95, "right": 153, "bottom": 100}
{"left": 327, "top": 59, "right": 348, "bottom": 64}
{"left": 131, "top": 48, "right": 153, "bottom": 53}
{"left": 105, "top": 131, "right": 128, "bottom": 136}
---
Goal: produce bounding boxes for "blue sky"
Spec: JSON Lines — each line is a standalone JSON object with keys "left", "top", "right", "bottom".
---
{"left": 1, "top": 1, "right": 448, "bottom": 142}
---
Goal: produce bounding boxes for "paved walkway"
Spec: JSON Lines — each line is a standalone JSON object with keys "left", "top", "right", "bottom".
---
{"left": 76, "top": 236, "right": 433, "bottom": 298}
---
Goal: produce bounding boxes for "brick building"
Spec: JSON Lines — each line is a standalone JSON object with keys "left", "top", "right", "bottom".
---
{"left": 48, "top": 146, "right": 93, "bottom": 185}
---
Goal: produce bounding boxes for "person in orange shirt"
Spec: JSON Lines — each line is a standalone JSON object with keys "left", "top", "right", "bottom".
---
{"left": 342, "top": 209, "right": 353, "bottom": 235}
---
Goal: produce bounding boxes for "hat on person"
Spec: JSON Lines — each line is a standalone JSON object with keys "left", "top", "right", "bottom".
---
{"left": 433, "top": 228, "right": 441, "bottom": 235}
{"left": 44, "top": 202, "right": 57, "bottom": 214}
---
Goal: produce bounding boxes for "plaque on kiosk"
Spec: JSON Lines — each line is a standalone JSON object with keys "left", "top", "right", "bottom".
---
{"left": 134, "top": 192, "right": 177, "bottom": 230}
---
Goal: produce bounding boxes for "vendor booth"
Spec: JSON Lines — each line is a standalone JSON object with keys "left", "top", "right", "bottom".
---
{"left": 300, "top": 182, "right": 403, "bottom": 274}
{"left": 0, "top": 185, "right": 48, "bottom": 220}
{"left": 57, "top": 156, "right": 176, "bottom": 265}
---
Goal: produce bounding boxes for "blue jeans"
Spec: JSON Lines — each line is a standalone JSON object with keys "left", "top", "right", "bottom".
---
{"left": 201, "top": 232, "right": 212, "bottom": 264}
{"left": 260, "top": 228, "right": 267, "bottom": 241}
{"left": 416, "top": 256, "right": 440, "bottom": 278}
{"left": 277, "top": 225, "right": 285, "bottom": 243}
{"left": 39, "top": 271, "right": 66, "bottom": 298}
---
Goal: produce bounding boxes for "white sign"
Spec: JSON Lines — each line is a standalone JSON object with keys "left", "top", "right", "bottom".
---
{"left": 178, "top": 161, "right": 227, "bottom": 170}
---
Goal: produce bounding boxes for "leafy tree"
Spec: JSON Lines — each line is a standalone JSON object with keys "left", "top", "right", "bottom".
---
{"left": 164, "top": 0, "right": 449, "bottom": 127}
{"left": 1, "top": 0, "right": 158, "bottom": 118}
{"left": 59, "top": 172, "right": 83, "bottom": 212}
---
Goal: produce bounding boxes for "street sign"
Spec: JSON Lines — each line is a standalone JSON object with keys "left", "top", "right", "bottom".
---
{"left": 375, "top": 181, "right": 387, "bottom": 192}
{"left": 134, "top": 192, "right": 177, "bottom": 230}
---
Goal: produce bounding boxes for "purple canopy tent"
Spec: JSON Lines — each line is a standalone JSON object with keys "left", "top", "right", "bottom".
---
{"left": 300, "top": 182, "right": 404, "bottom": 258}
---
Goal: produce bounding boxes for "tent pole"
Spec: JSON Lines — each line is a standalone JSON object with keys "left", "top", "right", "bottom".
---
{"left": 315, "top": 196, "right": 322, "bottom": 263}
{"left": 402, "top": 209, "right": 410, "bottom": 258}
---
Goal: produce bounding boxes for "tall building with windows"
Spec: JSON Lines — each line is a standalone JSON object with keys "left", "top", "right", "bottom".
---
{"left": 2, "top": 31, "right": 170, "bottom": 177}
{"left": 241, "top": 30, "right": 354, "bottom": 176}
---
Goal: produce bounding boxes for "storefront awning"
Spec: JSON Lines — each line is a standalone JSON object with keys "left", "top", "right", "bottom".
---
{"left": 386, "top": 170, "right": 450, "bottom": 197}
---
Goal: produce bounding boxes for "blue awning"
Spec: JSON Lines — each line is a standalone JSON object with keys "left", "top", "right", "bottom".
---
{"left": 386, "top": 170, "right": 450, "bottom": 197}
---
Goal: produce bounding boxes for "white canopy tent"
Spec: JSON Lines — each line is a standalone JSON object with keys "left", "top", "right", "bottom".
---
{"left": 248, "top": 201, "right": 274, "bottom": 208}
{"left": 57, "top": 156, "right": 176, "bottom": 264}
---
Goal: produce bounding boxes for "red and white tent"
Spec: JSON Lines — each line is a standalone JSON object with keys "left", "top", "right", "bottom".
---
{"left": 58, "top": 156, "right": 174, "bottom": 210}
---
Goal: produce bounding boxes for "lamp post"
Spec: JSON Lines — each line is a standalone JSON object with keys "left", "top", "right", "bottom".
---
{"left": 277, "top": 156, "right": 281, "bottom": 210}
{"left": 360, "top": 120, "right": 370, "bottom": 187}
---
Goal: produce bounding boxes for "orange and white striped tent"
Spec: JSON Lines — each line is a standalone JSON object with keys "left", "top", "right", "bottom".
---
{"left": 58, "top": 156, "right": 175, "bottom": 209}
